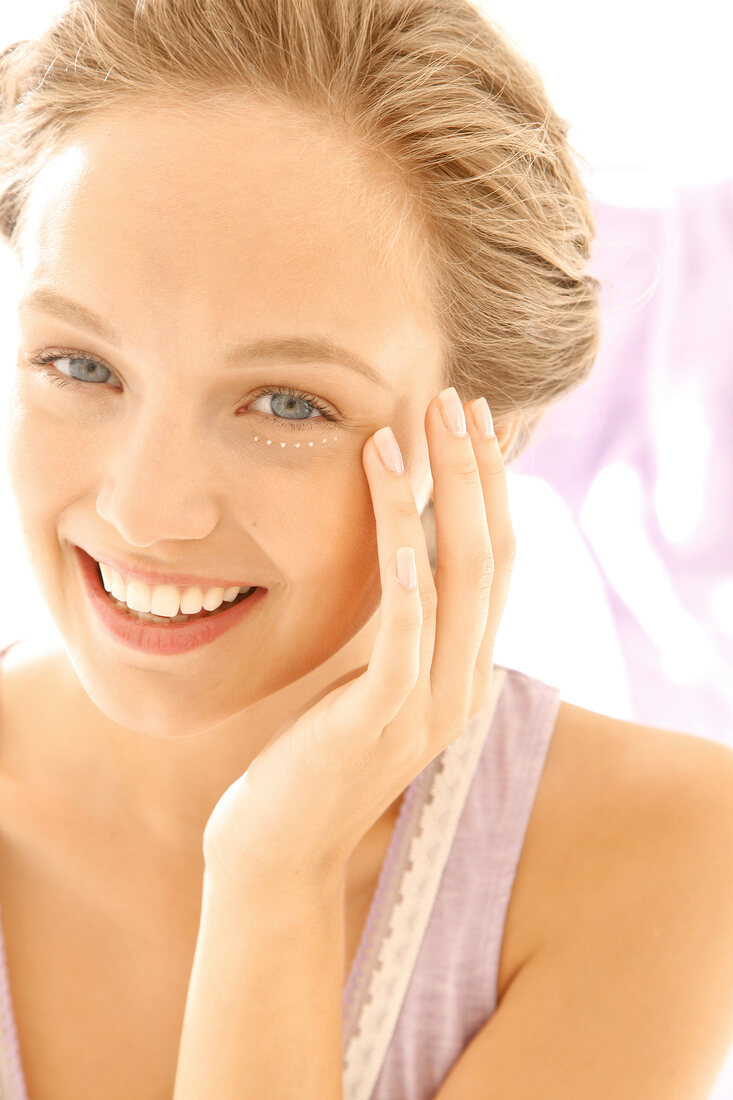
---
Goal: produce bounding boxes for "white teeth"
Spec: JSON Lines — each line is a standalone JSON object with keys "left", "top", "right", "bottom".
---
{"left": 126, "top": 579, "right": 152, "bottom": 614}
{"left": 150, "top": 584, "right": 181, "bottom": 617}
{"left": 179, "top": 586, "right": 205, "bottom": 615}
{"left": 202, "top": 587, "right": 225, "bottom": 612}
{"left": 95, "top": 560, "right": 251, "bottom": 620}
{"left": 99, "top": 562, "right": 114, "bottom": 593}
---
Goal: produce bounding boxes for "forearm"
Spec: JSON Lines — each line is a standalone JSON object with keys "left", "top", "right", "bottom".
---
{"left": 173, "top": 870, "right": 346, "bottom": 1100}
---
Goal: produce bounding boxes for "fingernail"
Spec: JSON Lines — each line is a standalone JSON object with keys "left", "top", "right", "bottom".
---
{"left": 438, "top": 387, "right": 467, "bottom": 436}
{"left": 471, "top": 397, "right": 495, "bottom": 439}
{"left": 395, "top": 546, "right": 418, "bottom": 590}
{"left": 374, "top": 426, "right": 404, "bottom": 474}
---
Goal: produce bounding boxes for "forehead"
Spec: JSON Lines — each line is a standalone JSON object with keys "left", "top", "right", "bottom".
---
{"left": 17, "top": 97, "right": 442, "bottom": 391}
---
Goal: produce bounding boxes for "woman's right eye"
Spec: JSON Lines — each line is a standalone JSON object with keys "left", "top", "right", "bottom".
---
{"left": 30, "top": 353, "right": 121, "bottom": 389}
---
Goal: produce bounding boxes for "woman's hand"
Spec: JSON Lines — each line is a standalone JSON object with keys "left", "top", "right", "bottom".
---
{"left": 201, "top": 386, "right": 515, "bottom": 894}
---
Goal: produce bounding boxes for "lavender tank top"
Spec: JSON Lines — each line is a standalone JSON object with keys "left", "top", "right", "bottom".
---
{"left": 0, "top": 642, "right": 561, "bottom": 1100}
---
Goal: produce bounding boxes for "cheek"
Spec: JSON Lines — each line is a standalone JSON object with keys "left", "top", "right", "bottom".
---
{"left": 249, "top": 448, "right": 380, "bottom": 608}
{"left": 253, "top": 452, "right": 377, "bottom": 568}
{"left": 300, "top": 493, "right": 381, "bottom": 631}
{"left": 222, "top": 422, "right": 355, "bottom": 492}
{"left": 221, "top": 423, "right": 383, "bottom": 603}
{"left": 242, "top": 464, "right": 381, "bottom": 685}
{"left": 5, "top": 393, "right": 91, "bottom": 520}
{"left": 247, "top": 424, "right": 342, "bottom": 454}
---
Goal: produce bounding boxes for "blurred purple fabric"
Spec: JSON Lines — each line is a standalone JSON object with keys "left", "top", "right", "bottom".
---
{"left": 512, "top": 179, "right": 733, "bottom": 746}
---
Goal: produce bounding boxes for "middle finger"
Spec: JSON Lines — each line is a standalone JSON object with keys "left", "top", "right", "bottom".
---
{"left": 428, "top": 386, "right": 493, "bottom": 736}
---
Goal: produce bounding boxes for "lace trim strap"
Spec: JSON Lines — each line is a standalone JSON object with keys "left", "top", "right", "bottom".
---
{"left": 342, "top": 668, "right": 507, "bottom": 1100}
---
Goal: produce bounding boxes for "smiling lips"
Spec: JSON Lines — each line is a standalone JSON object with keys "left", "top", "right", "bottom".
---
{"left": 96, "top": 558, "right": 254, "bottom": 619}
{"left": 75, "top": 546, "right": 267, "bottom": 655}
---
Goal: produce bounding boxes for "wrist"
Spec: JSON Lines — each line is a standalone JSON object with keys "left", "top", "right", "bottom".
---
{"left": 201, "top": 861, "right": 347, "bottom": 916}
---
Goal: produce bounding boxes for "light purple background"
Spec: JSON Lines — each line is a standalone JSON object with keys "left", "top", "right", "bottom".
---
{"left": 506, "top": 182, "right": 733, "bottom": 749}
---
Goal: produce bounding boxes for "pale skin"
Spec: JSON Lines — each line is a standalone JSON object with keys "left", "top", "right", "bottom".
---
{"left": 4, "top": 92, "right": 733, "bottom": 1100}
{"left": 3, "top": 92, "right": 522, "bottom": 1097}
{"left": 5, "top": 93, "right": 521, "bottom": 871}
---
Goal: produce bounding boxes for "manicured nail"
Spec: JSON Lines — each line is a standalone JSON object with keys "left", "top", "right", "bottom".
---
{"left": 395, "top": 546, "right": 417, "bottom": 590}
{"left": 438, "top": 387, "right": 467, "bottom": 436}
{"left": 471, "top": 397, "right": 495, "bottom": 438}
{"left": 374, "top": 426, "right": 404, "bottom": 474}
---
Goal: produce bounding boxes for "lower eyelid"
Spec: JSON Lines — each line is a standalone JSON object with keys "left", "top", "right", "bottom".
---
{"left": 245, "top": 407, "right": 332, "bottom": 433}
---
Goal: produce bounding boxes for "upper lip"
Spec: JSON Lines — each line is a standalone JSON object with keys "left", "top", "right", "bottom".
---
{"left": 76, "top": 546, "right": 259, "bottom": 591}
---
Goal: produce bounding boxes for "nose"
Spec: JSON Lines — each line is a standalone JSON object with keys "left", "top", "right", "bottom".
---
{"left": 95, "top": 403, "right": 222, "bottom": 546}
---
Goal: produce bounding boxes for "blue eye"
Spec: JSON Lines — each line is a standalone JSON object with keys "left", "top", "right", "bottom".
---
{"left": 246, "top": 385, "right": 337, "bottom": 430}
{"left": 34, "top": 353, "right": 119, "bottom": 387}
{"left": 27, "top": 350, "right": 340, "bottom": 431}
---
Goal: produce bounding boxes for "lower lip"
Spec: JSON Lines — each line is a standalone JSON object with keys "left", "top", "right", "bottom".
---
{"left": 74, "top": 546, "right": 267, "bottom": 656}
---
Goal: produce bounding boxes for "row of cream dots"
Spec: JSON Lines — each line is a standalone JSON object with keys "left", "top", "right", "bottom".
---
{"left": 253, "top": 434, "right": 339, "bottom": 447}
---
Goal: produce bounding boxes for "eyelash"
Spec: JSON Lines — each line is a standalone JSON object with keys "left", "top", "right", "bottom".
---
{"left": 27, "top": 349, "right": 339, "bottom": 431}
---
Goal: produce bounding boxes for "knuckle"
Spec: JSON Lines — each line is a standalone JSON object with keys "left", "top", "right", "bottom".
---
{"left": 485, "top": 452, "right": 508, "bottom": 478}
{"left": 392, "top": 496, "right": 417, "bottom": 523}
{"left": 452, "top": 453, "right": 481, "bottom": 485}
{"left": 499, "top": 533, "right": 517, "bottom": 565}
{"left": 466, "top": 540, "right": 495, "bottom": 583}
{"left": 437, "top": 542, "right": 494, "bottom": 589}
{"left": 473, "top": 571, "right": 494, "bottom": 601}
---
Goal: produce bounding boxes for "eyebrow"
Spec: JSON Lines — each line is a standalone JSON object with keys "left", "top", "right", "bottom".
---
{"left": 17, "top": 287, "right": 388, "bottom": 389}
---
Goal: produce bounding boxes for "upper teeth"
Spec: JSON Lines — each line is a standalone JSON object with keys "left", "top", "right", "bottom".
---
{"left": 96, "top": 561, "right": 250, "bottom": 617}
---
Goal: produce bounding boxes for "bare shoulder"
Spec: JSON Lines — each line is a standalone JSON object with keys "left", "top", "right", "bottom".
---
{"left": 546, "top": 698, "right": 733, "bottom": 849}
{"left": 499, "top": 699, "right": 733, "bottom": 995}
{"left": 437, "top": 701, "right": 733, "bottom": 1099}
{"left": 539, "top": 698, "right": 733, "bottom": 842}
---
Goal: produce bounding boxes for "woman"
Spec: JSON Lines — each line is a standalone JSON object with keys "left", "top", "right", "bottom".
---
{"left": 0, "top": 1, "right": 731, "bottom": 1097}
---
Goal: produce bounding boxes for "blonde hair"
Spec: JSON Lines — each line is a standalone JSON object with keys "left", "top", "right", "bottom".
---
{"left": 0, "top": 0, "right": 601, "bottom": 467}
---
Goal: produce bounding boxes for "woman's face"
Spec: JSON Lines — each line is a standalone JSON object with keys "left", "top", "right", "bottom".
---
{"left": 5, "top": 96, "right": 443, "bottom": 736}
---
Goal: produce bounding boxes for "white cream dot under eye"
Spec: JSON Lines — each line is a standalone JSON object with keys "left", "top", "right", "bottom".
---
{"left": 253, "top": 435, "right": 339, "bottom": 448}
